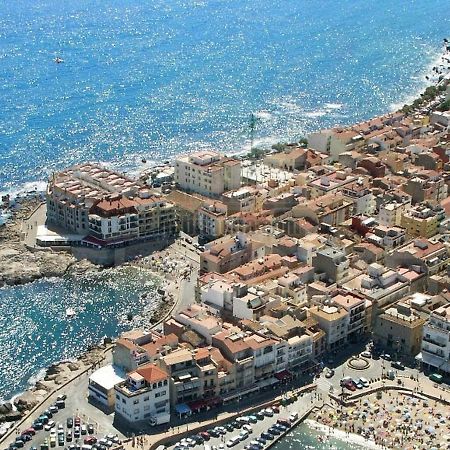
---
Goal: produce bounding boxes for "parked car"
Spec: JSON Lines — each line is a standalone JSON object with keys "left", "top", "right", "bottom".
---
{"left": 429, "top": 373, "right": 443, "bottom": 384}
{"left": 242, "top": 424, "right": 252, "bottom": 433}
{"left": 49, "top": 406, "right": 59, "bottom": 414}
{"left": 352, "top": 378, "right": 364, "bottom": 389}
{"left": 261, "top": 433, "right": 274, "bottom": 441}
{"left": 87, "top": 424, "right": 94, "bottom": 435}
{"left": 325, "top": 368, "right": 335, "bottom": 379}
{"left": 391, "top": 361, "right": 405, "bottom": 370}
{"left": 56, "top": 395, "right": 67, "bottom": 401}
{"left": 359, "top": 377, "right": 369, "bottom": 387}
{"left": 239, "top": 430, "right": 249, "bottom": 441}
{"left": 66, "top": 418, "right": 73, "bottom": 429}
{"left": 267, "top": 427, "right": 281, "bottom": 436}
{"left": 84, "top": 437, "right": 97, "bottom": 445}
{"left": 199, "top": 431, "right": 210, "bottom": 441}
{"left": 381, "top": 353, "right": 391, "bottom": 361}
{"left": 360, "top": 351, "right": 372, "bottom": 358}
{"left": 263, "top": 408, "right": 274, "bottom": 417}
{"left": 247, "top": 416, "right": 258, "bottom": 424}
{"left": 255, "top": 412, "right": 265, "bottom": 421}
{"left": 81, "top": 425, "right": 87, "bottom": 435}
{"left": 33, "top": 422, "right": 43, "bottom": 431}
{"left": 66, "top": 433, "right": 73, "bottom": 442}
{"left": 23, "top": 428, "right": 36, "bottom": 436}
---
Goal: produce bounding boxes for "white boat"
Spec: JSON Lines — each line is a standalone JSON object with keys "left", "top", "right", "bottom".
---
{"left": 66, "top": 307, "right": 76, "bottom": 318}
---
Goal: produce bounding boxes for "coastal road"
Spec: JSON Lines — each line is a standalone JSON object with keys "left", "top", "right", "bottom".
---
{"left": 165, "top": 392, "right": 316, "bottom": 450}
{"left": 17, "top": 353, "right": 125, "bottom": 450}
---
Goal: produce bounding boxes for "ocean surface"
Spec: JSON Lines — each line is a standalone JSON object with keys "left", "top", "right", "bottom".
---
{"left": 0, "top": 267, "right": 161, "bottom": 401}
{"left": 1, "top": 0, "right": 450, "bottom": 195}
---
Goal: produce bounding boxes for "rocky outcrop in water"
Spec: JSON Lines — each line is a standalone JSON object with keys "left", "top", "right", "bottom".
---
{"left": 0, "top": 197, "right": 99, "bottom": 287}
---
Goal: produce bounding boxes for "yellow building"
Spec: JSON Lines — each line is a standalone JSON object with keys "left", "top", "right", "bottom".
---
{"left": 400, "top": 205, "right": 439, "bottom": 238}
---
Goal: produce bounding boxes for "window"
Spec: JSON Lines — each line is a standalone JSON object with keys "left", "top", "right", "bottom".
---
{"left": 133, "top": 399, "right": 139, "bottom": 405}
{"left": 144, "top": 396, "right": 149, "bottom": 402}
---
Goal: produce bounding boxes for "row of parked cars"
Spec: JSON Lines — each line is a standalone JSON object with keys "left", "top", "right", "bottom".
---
{"left": 174, "top": 406, "right": 299, "bottom": 450}
{"left": 340, "top": 376, "right": 370, "bottom": 391}
{"left": 6, "top": 395, "right": 67, "bottom": 450}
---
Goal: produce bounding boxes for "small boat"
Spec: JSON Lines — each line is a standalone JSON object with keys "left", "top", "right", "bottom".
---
{"left": 55, "top": 57, "right": 64, "bottom": 64}
{"left": 66, "top": 307, "right": 76, "bottom": 318}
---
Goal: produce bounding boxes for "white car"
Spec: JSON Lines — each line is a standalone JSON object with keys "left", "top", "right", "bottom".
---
{"left": 242, "top": 424, "right": 252, "bottom": 433}
{"left": 226, "top": 437, "right": 240, "bottom": 447}
{"left": 360, "top": 351, "right": 372, "bottom": 358}
{"left": 359, "top": 377, "right": 369, "bottom": 387}
{"left": 289, "top": 412, "right": 299, "bottom": 422}
{"left": 239, "top": 430, "right": 249, "bottom": 441}
{"left": 45, "top": 421, "right": 56, "bottom": 431}
{"left": 263, "top": 408, "right": 274, "bottom": 417}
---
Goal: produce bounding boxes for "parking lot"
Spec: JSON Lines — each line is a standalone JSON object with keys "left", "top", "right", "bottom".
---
{"left": 167, "top": 392, "right": 315, "bottom": 450}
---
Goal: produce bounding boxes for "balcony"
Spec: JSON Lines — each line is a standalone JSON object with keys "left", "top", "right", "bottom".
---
{"left": 423, "top": 336, "right": 446, "bottom": 348}
{"left": 422, "top": 347, "right": 445, "bottom": 358}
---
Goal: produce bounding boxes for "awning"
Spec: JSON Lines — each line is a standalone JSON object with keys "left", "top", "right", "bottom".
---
{"left": 256, "top": 377, "right": 279, "bottom": 389}
{"left": 175, "top": 403, "right": 191, "bottom": 415}
{"left": 275, "top": 370, "right": 292, "bottom": 381}
{"left": 188, "top": 397, "right": 222, "bottom": 411}
{"left": 222, "top": 385, "right": 259, "bottom": 402}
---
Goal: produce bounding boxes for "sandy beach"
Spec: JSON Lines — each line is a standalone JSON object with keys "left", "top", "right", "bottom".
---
{"left": 311, "top": 391, "right": 450, "bottom": 450}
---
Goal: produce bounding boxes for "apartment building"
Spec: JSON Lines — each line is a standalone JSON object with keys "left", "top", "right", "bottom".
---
{"left": 221, "top": 186, "right": 259, "bottom": 215}
{"left": 332, "top": 291, "right": 367, "bottom": 339}
{"left": 200, "top": 233, "right": 264, "bottom": 273}
{"left": 341, "top": 179, "right": 376, "bottom": 215}
{"left": 309, "top": 305, "right": 350, "bottom": 350}
{"left": 403, "top": 172, "right": 448, "bottom": 204}
{"left": 312, "top": 247, "right": 349, "bottom": 284}
{"left": 114, "top": 363, "right": 170, "bottom": 425}
{"left": 308, "top": 171, "right": 357, "bottom": 199}
{"left": 400, "top": 204, "right": 444, "bottom": 238}
{"left": 386, "top": 239, "right": 450, "bottom": 276}
{"left": 174, "top": 151, "right": 241, "bottom": 198}
{"left": 421, "top": 302, "right": 450, "bottom": 374}
{"left": 374, "top": 301, "right": 425, "bottom": 357}
{"left": 198, "top": 201, "right": 227, "bottom": 239}
{"left": 46, "top": 163, "right": 176, "bottom": 246}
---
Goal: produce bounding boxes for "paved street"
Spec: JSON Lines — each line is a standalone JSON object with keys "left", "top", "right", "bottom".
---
{"left": 166, "top": 392, "right": 315, "bottom": 450}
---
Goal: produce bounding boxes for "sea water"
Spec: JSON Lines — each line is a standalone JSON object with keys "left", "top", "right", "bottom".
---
{"left": 0, "top": 267, "right": 160, "bottom": 401}
{"left": 0, "top": 0, "right": 449, "bottom": 194}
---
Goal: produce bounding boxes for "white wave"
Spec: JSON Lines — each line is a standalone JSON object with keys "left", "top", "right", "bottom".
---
{"left": 0, "top": 180, "right": 47, "bottom": 202}
{"left": 324, "top": 103, "right": 343, "bottom": 110}
{"left": 305, "top": 419, "right": 384, "bottom": 449}
{"left": 254, "top": 110, "right": 273, "bottom": 120}
{"left": 303, "top": 110, "right": 327, "bottom": 118}
{"left": 390, "top": 44, "right": 450, "bottom": 112}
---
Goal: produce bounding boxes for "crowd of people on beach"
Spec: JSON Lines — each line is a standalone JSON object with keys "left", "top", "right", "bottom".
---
{"left": 313, "top": 391, "right": 450, "bottom": 450}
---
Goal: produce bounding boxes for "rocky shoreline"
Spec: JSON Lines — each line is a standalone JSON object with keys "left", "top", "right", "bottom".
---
{"left": 0, "top": 343, "right": 108, "bottom": 425}
{"left": 0, "top": 196, "right": 99, "bottom": 287}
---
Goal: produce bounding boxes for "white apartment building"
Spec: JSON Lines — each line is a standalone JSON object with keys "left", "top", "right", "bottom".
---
{"left": 378, "top": 201, "right": 410, "bottom": 227}
{"left": 421, "top": 303, "right": 450, "bottom": 374}
{"left": 114, "top": 363, "right": 170, "bottom": 425}
{"left": 175, "top": 151, "right": 241, "bottom": 198}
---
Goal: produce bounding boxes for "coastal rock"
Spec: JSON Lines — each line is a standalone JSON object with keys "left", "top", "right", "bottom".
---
{"left": 35, "top": 380, "right": 52, "bottom": 392}
{"left": 44, "top": 374, "right": 58, "bottom": 381}
{"left": 14, "top": 392, "right": 38, "bottom": 411}
{"left": 54, "top": 375, "right": 67, "bottom": 385}
{"left": 68, "top": 362, "right": 80, "bottom": 371}
{"left": 0, "top": 403, "right": 12, "bottom": 414}
{"left": 65, "top": 259, "right": 99, "bottom": 277}
{"left": 1, "top": 410, "right": 23, "bottom": 422}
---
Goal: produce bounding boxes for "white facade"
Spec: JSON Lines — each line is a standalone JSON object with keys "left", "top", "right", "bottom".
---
{"left": 378, "top": 201, "right": 409, "bottom": 227}
{"left": 421, "top": 304, "right": 450, "bottom": 374}
{"left": 175, "top": 151, "right": 241, "bottom": 198}
{"left": 114, "top": 366, "right": 170, "bottom": 425}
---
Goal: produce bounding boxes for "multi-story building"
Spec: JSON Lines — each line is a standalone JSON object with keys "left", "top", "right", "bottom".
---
{"left": 421, "top": 302, "right": 450, "bottom": 374}
{"left": 46, "top": 164, "right": 176, "bottom": 246}
{"left": 386, "top": 239, "right": 450, "bottom": 276}
{"left": 174, "top": 151, "right": 241, "bottom": 198}
{"left": 221, "top": 186, "right": 259, "bottom": 215}
{"left": 291, "top": 193, "right": 354, "bottom": 228}
{"left": 198, "top": 201, "right": 227, "bottom": 240}
{"left": 312, "top": 247, "right": 349, "bottom": 284}
{"left": 332, "top": 290, "right": 367, "bottom": 340}
{"left": 159, "top": 348, "right": 203, "bottom": 406}
{"left": 377, "top": 200, "right": 410, "bottom": 227}
{"left": 308, "top": 171, "right": 357, "bottom": 199}
{"left": 114, "top": 363, "right": 170, "bottom": 425}
{"left": 309, "top": 304, "right": 350, "bottom": 350}
{"left": 341, "top": 179, "right": 376, "bottom": 215}
{"left": 200, "top": 233, "right": 264, "bottom": 273}
{"left": 403, "top": 172, "right": 448, "bottom": 204}
{"left": 400, "top": 204, "right": 444, "bottom": 238}
{"left": 374, "top": 301, "right": 425, "bottom": 357}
